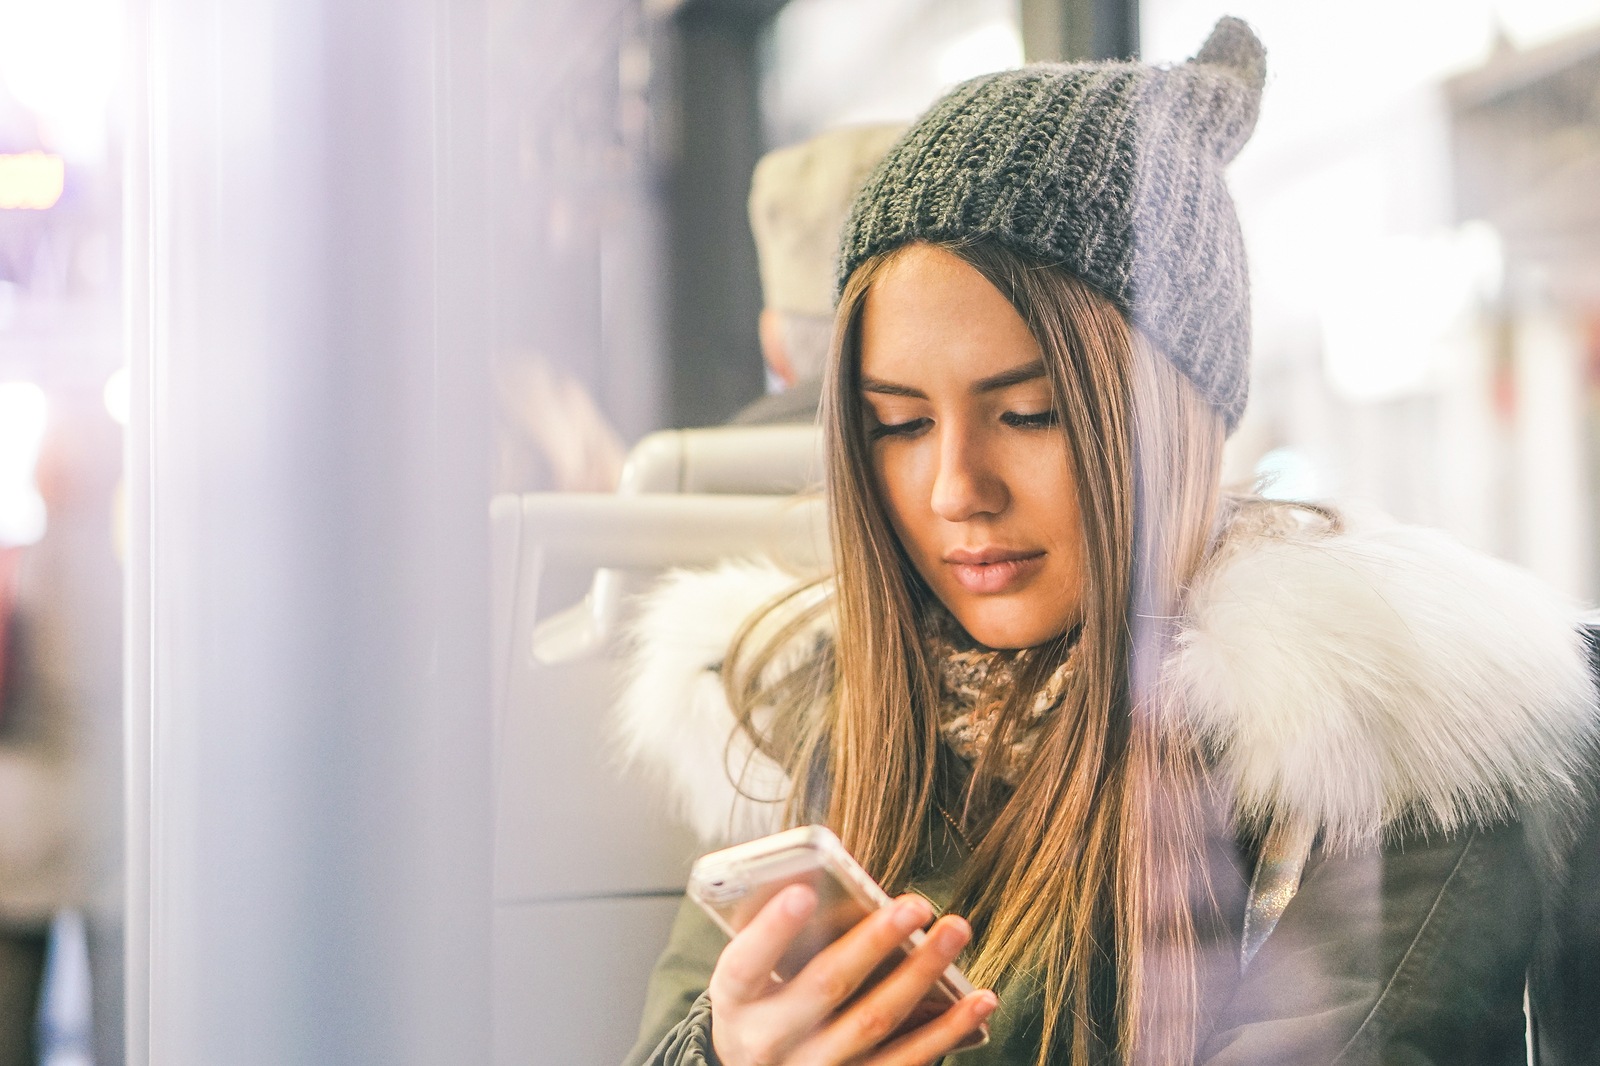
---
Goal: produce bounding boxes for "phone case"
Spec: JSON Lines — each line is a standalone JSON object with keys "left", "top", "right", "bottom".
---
{"left": 687, "top": 824, "right": 987, "bottom": 1050}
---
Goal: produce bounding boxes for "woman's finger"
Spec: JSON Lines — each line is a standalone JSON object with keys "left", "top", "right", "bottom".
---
{"left": 791, "top": 913, "right": 973, "bottom": 1064}
{"left": 709, "top": 884, "right": 819, "bottom": 1004}
{"left": 766, "top": 893, "right": 934, "bottom": 1035}
{"left": 866, "top": 989, "right": 999, "bottom": 1066}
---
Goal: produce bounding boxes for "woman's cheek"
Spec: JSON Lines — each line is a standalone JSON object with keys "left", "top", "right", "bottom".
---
{"left": 874, "top": 447, "right": 936, "bottom": 561}
{"left": 1020, "top": 434, "right": 1075, "bottom": 505}
{"left": 874, "top": 442, "right": 923, "bottom": 510}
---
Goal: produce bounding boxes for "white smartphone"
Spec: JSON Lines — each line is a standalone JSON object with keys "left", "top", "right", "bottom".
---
{"left": 686, "top": 824, "right": 988, "bottom": 1051}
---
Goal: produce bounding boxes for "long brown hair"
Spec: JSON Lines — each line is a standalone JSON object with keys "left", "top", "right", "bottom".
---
{"left": 725, "top": 237, "right": 1227, "bottom": 1064}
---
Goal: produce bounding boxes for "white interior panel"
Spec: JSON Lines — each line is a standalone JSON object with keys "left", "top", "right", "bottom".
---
{"left": 494, "top": 895, "right": 687, "bottom": 1066}
{"left": 493, "top": 646, "right": 698, "bottom": 902}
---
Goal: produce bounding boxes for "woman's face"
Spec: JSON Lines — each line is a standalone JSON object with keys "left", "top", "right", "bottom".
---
{"left": 858, "top": 243, "right": 1086, "bottom": 650}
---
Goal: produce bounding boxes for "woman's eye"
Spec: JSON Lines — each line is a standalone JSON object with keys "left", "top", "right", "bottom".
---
{"left": 869, "top": 417, "right": 931, "bottom": 440}
{"left": 1002, "top": 409, "right": 1060, "bottom": 429}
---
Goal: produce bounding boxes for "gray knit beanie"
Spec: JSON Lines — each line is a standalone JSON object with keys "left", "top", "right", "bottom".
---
{"left": 838, "top": 17, "right": 1266, "bottom": 430}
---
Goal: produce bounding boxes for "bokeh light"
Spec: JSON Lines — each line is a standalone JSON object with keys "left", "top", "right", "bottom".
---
{"left": 0, "top": 382, "right": 49, "bottom": 546}
{"left": 0, "top": 0, "right": 125, "bottom": 162}
{"left": 0, "top": 151, "right": 66, "bottom": 209}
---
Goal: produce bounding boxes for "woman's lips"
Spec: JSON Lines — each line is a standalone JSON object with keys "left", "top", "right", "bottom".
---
{"left": 944, "top": 549, "right": 1045, "bottom": 594}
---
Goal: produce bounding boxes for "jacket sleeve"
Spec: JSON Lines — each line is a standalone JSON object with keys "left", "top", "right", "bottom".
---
{"left": 1196, "top": 820, "right": 1536, "bottom": 1066}
{"left": 1526, "top": 626, "right": 1600, "bottom": 1065}
{"left": 1527, "top": 789, "right": 1600, "bottom": 1065}
{"left": 623, "top": 895, "right": 728, "bottom": 1066}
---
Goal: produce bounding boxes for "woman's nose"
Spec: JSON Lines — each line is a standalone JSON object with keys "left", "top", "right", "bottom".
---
{"left": 930, "top": 429, "right": 1007, "bottom": 521}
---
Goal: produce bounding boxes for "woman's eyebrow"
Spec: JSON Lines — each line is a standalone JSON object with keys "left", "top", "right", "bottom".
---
{"left": 974, "top": 360, "right": 1047, "bottom": 393}
{"left": 859, "top": 377, "right": 925, "bottom": 398}
{"left": 859, "top": 360, "right": 1047, "bottom": 398}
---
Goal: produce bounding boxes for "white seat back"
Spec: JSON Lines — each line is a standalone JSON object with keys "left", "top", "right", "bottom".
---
{"left": 491, "top": 425, "right": 823, "bottom": 1065}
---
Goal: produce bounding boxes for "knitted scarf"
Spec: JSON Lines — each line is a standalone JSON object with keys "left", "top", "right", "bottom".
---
{"left": 925, "top": 607, "right": 1077, "bottom": 786}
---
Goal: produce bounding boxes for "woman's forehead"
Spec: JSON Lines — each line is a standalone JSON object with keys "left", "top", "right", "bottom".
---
{"left": 858, "top": 245, "right": 1041, "bottom": 387}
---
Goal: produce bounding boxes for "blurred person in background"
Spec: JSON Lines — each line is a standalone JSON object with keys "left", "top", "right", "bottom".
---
{"left": 0, "top": 559, "right": 80, "bottom": 1066}
{"left": 0, "top": 396, "right": 107, "bottom": 1066}
{"left": 0, "top": 541, "right": 66, "bottom": 1066}
{"left": 495, "top": 353, "right": 626, "bottom": 493}
{"left": 619, "top": 17, "right": 1600, "bottom": 1066}
{"left": 732, "top": 124, "right": 902, "bottom": 427}
{"left": 493, "top": 125, "right": 901, "bottom": 481}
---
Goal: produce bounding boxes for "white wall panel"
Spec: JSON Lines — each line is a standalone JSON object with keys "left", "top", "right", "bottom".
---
{"left": 125, "top": 0, "right": 493, "bottom": 1063}
{"left": 493, "top": 896, "right": 684, "bottom": 1066}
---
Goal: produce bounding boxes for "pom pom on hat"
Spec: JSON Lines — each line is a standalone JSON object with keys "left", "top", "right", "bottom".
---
{"left": 1191, "top": 16, "right": 1267, "bottom": 162}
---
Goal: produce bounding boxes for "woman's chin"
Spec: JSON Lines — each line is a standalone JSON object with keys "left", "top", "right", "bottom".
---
{"left": 950, "top": 602, "right": 1075, "bottom": 651}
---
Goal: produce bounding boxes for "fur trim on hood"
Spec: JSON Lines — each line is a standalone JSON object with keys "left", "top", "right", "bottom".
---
{"left": 1170, "top": 505, "right": 1599, "bottom": 851}
{"left": 615, "top": 560, "right": 828, "bottom": 844}
{"left": 616, "top": 507, "right": 1600, "bottom": 847}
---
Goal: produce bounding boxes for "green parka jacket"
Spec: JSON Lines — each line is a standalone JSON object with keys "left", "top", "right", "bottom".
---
{"left": 615, "top": 509, "right": 1600, "bottom": 1065}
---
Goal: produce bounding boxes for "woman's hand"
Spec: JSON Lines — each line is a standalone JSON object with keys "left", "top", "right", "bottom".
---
{"left": 706, "top": 885, "right": 999, "bottom": 1066}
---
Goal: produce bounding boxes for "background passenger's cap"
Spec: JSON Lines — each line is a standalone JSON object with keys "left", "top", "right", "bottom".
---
{"left": 749, "top": 123, "right": 907, "bottom": 318}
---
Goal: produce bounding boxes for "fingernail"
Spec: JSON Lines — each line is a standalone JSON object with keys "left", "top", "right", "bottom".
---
{"left": 973, "top": 990, "right": 998, "bottom": 1018}
{"left": 933, "top": 917, "right": 970, "bottom": 951}
{"left": 783, "top": 886, "right": 816, "bottom": 917}
{"left": 893, "top": 896, "right": 931, "bottom": 931}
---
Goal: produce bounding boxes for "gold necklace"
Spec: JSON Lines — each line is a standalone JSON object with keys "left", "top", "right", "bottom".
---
{"left": 933, "top": 800, "right": 976, "bottom": 852}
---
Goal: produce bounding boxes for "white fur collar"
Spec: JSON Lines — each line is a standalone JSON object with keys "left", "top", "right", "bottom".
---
{"left": 614, "top": 560, "right": 829, "bottom": 844}
{"left": 1170, "top": 506, "right": 1598, "bottom": 850}
{"left": 616, "top": 508, "right": 1600, "bottom": 847}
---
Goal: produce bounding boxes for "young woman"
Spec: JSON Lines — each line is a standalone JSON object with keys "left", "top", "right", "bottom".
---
{"left": 619, "top": 19, "right": 1600, "bottom": 1066}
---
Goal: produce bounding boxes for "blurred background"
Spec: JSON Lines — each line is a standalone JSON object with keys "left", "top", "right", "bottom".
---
{"left": 0, "top": 0, "right": 1597, "bottom": 1063}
